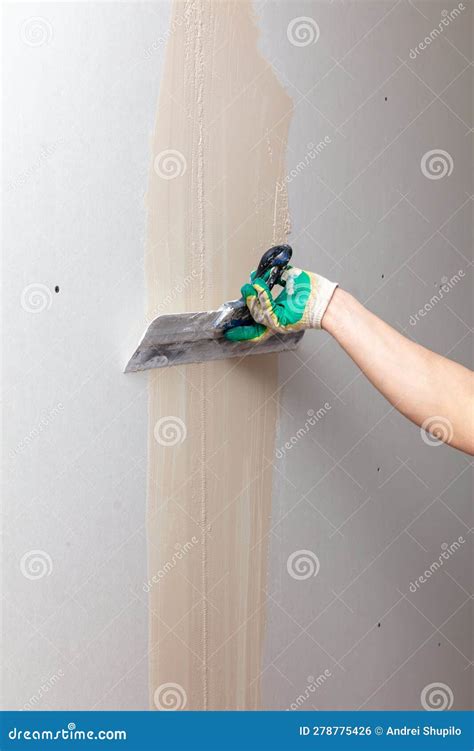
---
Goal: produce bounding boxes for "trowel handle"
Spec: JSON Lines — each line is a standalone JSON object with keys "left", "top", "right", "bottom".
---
{"left": 224, "top": 244, "right": 293, "bottom": 330}
{"left": 255, "top": 244, "right": 292, "bottom": 290}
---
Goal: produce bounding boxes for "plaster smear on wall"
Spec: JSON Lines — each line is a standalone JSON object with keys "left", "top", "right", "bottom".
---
{"left": 145, "top": 0, "right": 292, "bottom": 710}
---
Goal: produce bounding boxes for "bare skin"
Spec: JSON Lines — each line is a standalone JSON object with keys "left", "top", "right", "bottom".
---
{"left": 321, "top": 288, "right": 474, "bottom": 455}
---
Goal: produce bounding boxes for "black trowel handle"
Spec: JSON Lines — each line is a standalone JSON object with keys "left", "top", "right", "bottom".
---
{"left": 255, "top": 244, "right": 292, "bottom": 290}
{"left": 224, "top": 244, "right": 293, "bottom": 330}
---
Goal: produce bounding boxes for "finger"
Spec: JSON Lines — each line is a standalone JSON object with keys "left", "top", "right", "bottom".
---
{"left": 246, "top": 295, "right": 269, "bottom": 326}
{"left": 280, "top": 265, "right": 299, "bottom": 282}
{"left": 252, "top": 279, "right": 280, "bottom": 328}
{"left": 224, "top": 323, "right": 269, "bottom": 342}
{"left": 241, "top": 280, "right": 273, "bottom": 326}
{"left": 241, "top": 283, "right": 258, "bottom": 300}
{"left": 278, "top": 264, "right": 294, "bottom": 284}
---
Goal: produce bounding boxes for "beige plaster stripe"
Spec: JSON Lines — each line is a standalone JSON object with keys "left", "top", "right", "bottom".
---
{"left": 146, "top": 0, "right": 292, "bottom": 710}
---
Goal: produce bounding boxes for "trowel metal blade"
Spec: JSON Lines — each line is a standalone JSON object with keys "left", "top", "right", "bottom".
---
{"left": 124, "top": 303, "right": 304, "bottom": 372}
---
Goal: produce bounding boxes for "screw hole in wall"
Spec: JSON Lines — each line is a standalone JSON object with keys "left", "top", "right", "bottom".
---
{"left": 381, "top": 274, "right": 384, "bottom": 279}
{"left": 55, "top": 286, "right": 60, "bottom": 293}
{"left": 384, "top": 96, "right": 388, "bottom": 101}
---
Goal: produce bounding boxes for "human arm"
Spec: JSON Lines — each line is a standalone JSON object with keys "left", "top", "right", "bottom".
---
{"left": 226, "top": 267, "right": 473, "bottom": 454}
{"left": 322, "top": 288, "right": 474, "bottom": 454}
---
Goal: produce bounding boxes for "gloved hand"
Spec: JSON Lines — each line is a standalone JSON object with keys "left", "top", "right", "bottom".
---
{"left": 225, "top": 267, "right": 338, "bottom": 342}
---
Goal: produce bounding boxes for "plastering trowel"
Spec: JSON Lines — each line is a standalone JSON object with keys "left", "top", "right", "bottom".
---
{"left": 124, "top": 244, "right": 304, "bottom": 372}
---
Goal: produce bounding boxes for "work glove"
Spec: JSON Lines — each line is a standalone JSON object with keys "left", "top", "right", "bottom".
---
{"left": 225, "top": 267, "right": 338, "bottom": 342}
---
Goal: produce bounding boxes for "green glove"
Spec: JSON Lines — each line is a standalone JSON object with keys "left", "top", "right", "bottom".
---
{"left": 225, "top": 266, "right": 338, "bottom": 342}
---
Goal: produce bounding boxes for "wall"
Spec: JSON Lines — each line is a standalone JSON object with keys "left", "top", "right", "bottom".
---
{"left": 2, "top": 0, "right": 172, "bottom": 710}
{"left": 257, "top": 0, "right": 472, "bottom": 711}
{"left": 143, "top": 0, "right": 292, "bottom": 711}
{"left": 2, "top": 0, "right": 472, "bottom": 712}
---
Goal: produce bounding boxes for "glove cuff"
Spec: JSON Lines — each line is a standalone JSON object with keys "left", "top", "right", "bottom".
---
{"left": 308, "top": 274, "right": 338, "bottom": 329}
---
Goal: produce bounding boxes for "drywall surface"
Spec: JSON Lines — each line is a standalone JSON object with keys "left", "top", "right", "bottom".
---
{"left": 2, "top": 1, "right": 172, "bottom": 709}
{"left": 256, "top": 0, "right": 473, "bottom": 710}
{"left": 2, "top": 0, "right": 472, "bottom": 715}
{"left": 145, "top": 0, "right": 291, "bottom": 711}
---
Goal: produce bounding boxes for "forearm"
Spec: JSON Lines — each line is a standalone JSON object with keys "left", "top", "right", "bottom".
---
{"left": 322, "top": 288, "right": 474, "bottom": 454}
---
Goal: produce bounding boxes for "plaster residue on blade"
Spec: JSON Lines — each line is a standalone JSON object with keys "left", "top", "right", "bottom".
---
{"left": 125, "top": 309, "right": 304, "bottom": 371}
{"left": 145, "top": 0, "right": 293, "bottom": 709}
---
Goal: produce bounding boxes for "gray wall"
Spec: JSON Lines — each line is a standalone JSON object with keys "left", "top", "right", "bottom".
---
{"left": 2, "top": 0, "right": 472, "bottom": 712}
{"left": 2, "top": 0, "right": 171, "bottom": 710}
{"left": 258, "top": 0, "right": 472, "bottom": 710}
